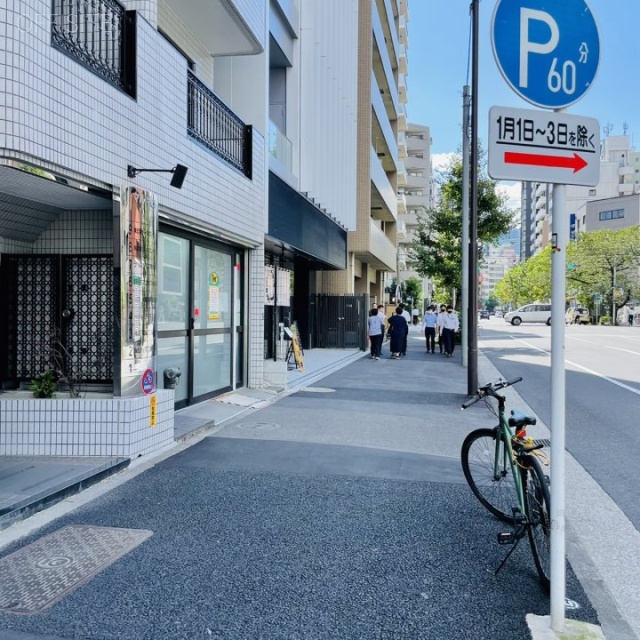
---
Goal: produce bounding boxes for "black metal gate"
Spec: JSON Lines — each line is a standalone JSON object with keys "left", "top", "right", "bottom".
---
{"left": 312, "top": 294, "right": 367, "bottom": 350}
{"left": 1, "top": 255, "right": 113, "bottom": 386}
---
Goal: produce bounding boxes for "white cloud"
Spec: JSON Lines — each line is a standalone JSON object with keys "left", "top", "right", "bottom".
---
{"left": 431, "top": 152, "right": 457, "bottom": 173}
{"left": 496, "top": 181, "right": 521, "bottom": 212}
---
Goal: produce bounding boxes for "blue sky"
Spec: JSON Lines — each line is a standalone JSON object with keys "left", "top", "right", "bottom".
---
{"left": 407, "top": 1, "right": 640, "bottom": 169}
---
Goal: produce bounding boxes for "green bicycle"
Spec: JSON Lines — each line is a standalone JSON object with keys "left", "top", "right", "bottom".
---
{"left": 460, "top": 377, "right": 551, "bottom": 589}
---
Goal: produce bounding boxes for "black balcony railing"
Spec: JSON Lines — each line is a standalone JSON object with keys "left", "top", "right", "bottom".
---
{"left": 51, "top": 0, "right": 136, "bottom": 97}
{"left": 187, "top": 71, "right": 253, "bottom": 179}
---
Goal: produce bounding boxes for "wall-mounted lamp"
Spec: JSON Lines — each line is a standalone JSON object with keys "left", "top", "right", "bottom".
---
{"left": 127, "top": 163, "right": 189, "bottom": 189}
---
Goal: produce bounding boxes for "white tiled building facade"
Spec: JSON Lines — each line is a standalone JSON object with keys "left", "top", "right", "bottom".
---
{"left": 1, "top": 0, "right": 410, "bottom": 457}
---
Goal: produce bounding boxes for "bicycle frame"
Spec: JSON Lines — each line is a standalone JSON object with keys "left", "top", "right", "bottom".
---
{"left": 494, "top": 398, "right": 527, "bottom": 522}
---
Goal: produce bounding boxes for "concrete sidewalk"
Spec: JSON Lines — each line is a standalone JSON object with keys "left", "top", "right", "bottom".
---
{"left": 0, "top": 348, "right": 365, "bottom": 531}
{"left": 0, "top": 330, "right": 637, "bottom": 639}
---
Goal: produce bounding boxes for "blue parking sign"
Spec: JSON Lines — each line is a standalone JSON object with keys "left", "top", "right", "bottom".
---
{"left": 491, "top": 0, "right": 600, "bottom": 109}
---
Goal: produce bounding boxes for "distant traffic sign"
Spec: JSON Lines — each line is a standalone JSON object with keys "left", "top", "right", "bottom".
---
{"left": 488, "top": 106, "right": 600, "bottom": 185}
{"left": 491, "top": 0, "right": 600, "bottom": 109}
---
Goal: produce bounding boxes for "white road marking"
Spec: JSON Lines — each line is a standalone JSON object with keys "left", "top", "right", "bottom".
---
{"left": 510, "top": 336, "right": 640, "bottom": 397}
{"left": 605, "top": 345, "right": 640, "bottom": 356}
{"left": 567, "top": 336, "right": 640, "bottom": 355}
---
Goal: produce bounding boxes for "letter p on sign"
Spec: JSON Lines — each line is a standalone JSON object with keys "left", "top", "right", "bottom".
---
{"left": 519, "top": 9, "right": 559, "bottom": 89}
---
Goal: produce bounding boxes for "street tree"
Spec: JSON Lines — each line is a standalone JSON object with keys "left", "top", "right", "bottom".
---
{"left": 567, "top": 226, "right": 640, "bottom": 324}
{"left": 493, "top": 246, "right": 553, "bottom": 308}
{"left": 402, "top": 277, "right": 423, "bottom": 311}
{"left": 483, "top": 294, "right": 500, "bottom": 312}
{"left": 408, "top": 153, "right": 514, "bottom": 307}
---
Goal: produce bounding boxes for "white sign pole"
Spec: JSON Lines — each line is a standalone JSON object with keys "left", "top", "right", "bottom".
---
{"left": 550, "top": 168, "right": 567, "bottom": 630}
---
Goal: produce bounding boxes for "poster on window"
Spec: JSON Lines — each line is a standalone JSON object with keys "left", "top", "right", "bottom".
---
{"left": 208, "top": 285, "right": 221, "bottom": 320}
{"left": 119, "top": 186, "right": 157, "bottom": 397}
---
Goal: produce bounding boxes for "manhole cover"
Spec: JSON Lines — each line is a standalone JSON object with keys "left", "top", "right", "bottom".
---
{"left": 299, "top": 387, "right": 336, "bottom": 393}
{"left": 235, "top": 422, "right": 281, "bottom": 431}
{"left": 0, "top": 525, "right": 152, "bottom": 615}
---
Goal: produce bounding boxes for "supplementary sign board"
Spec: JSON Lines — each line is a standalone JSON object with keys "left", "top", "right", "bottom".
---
{"left": 488, "top": 106, "right": 600, "bottom": 185}
{"left": 491, "top": 0, "right": 600, "bottom": 109}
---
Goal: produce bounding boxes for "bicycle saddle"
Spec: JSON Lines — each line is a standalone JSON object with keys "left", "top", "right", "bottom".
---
{"left": 508, "top": 409, "right": 537, "bottom": 428}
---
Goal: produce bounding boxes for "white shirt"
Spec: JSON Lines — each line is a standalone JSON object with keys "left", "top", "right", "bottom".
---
{"left": 402, "top": 310, "right": 411, "bottom": 323}
{"left": 441, "top": 312, "right": 459, "bottom": 331}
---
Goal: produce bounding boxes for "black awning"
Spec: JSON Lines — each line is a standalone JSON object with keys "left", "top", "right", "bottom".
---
{"left": 268, "top": 172, "right": 347, "bottom": 270}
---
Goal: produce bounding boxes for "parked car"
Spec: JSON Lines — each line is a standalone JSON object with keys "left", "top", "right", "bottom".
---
{"left": 495, "top": 310, "right": 504, "bottom": 318}
{"left": 479, "top": 309, "right": 490, "bottom": 319}
{"left": 565, "top": 307, "right": 590, "bottom": 324}
{"left": 504, "top": 303, "right": 552, "bottom": 326}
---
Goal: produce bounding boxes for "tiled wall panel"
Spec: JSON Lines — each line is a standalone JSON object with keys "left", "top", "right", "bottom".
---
{"left": 0, "top": 1, "right": 266, "bottom": 246}
{"left": 0, "top": 391, "right": 174, "bottom": 457}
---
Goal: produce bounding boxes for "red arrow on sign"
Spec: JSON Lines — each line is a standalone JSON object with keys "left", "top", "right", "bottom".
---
{"left": 504, "top": 151, "right": 588, "bottom": 173}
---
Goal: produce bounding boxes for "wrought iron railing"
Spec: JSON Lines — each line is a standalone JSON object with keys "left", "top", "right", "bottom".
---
{"left": 51, "top": 0, "right": 136, "bottom": 97}
{"left": 188, "top": 71, "right": 253, "bottom": 179}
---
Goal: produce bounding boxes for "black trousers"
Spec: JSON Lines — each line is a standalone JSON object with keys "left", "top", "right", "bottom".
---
{"left": 424, "top": 327, "right": 436, "bottom": 352}
{"left": 442, "top": 328, "right": 455, "bottom": 355}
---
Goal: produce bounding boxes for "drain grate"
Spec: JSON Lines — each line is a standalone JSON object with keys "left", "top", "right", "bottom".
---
{"left": 0, "top": 525, "right": 152, "bottom": 615}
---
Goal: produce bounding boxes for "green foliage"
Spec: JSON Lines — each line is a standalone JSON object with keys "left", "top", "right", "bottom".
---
{"left": 493, "top": 226, "right": 640, "bottom": 324}
{"left": 30, "top": 370, "right": 58, "bottom": 398}
{"left": 408, "top": 153, "right": 514, "bottom": 300}
{"left": 403, "top": 277, "right": 422, "bottom": 308}
{"left": 567, "top": 226, "right": 640, "bottom": 325}
{"left": 493, "top": 246, "right": 552, "bottom": 307}
{"left": 484, "top": 295, "right": 499, "bottom": 312}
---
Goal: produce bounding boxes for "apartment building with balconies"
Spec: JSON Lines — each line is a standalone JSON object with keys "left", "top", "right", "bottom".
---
{"left": 0, "top": 0, "right": 268, "bottom": 457}
{"left": 320, "top": 0, "right": 408, "bottom": 305}
{"left": 398, "top": 123, "right": 432, "bottom": 301}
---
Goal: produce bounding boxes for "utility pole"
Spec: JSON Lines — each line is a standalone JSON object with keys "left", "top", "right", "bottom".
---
{"left": 462, "top": 86, "right": 471, "bottom": 368}
{"left": 467, "top": 0, "right": 479, "bottom": 395}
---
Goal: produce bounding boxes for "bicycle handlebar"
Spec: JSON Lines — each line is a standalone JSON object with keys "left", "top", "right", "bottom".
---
{"left": 460, "top": 377, "right": 523, "bottom": 409}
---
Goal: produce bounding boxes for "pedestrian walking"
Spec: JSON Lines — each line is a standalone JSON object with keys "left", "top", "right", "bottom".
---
{"left": 412, "top": 307, "right": 420, "bottom": 325}
{"left": 399, "top": 304, "right": 411, "bottom": 356}
{"left": 436, "top": 305, "right": 447, "bottom": 354}
{"left": 421, "top": 305, "right": 438, "bottom": 353}
{"left": 387, "top": 307, "right": 408, "bottom": 359}
{"left": 441, "top": 306, "right": 460, "bottom": 358}
{"left": 367, "top": 307, "right": 385, "bottom": 360}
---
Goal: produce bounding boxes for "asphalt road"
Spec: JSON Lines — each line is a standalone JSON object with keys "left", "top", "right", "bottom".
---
{"left": 479, "top": 318, "right": 640, "bottom": 529}
{"left": 0, "top": 345, "right": 597, "bottom": 639}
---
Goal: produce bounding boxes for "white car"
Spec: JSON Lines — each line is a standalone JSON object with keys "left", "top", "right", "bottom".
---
{"left": 494, "top": 310, "right": 503, "bottom": 318}
{"left": 504, "top": 304, "right": 552, "bottom": 326}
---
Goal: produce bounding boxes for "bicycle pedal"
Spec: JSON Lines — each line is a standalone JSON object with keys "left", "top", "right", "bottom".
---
{"left": 497, "top": 532, "right": 516, "bottom": 545}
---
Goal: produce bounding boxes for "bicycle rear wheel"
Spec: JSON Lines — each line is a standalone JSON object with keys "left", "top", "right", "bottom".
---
{"left": 461, "top": 428, "right": 517, "bottom": 523}
{"left": 522, "top": 454, "right": 551, "bottom": 590}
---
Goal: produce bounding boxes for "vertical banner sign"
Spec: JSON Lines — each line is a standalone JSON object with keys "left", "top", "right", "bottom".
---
{"left": 265, "top": 265, "right": 275, "bottom": 305}
{"left": 119, "top": 187, "right": 157, "bottom": 397}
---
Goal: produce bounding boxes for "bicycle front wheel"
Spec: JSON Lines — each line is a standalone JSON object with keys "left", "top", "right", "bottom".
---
{"left": 522, "top": 454, "right": 551, "bottom": 590}
{"left": 461, "top": 428, "right": 517, "bottom": 522}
